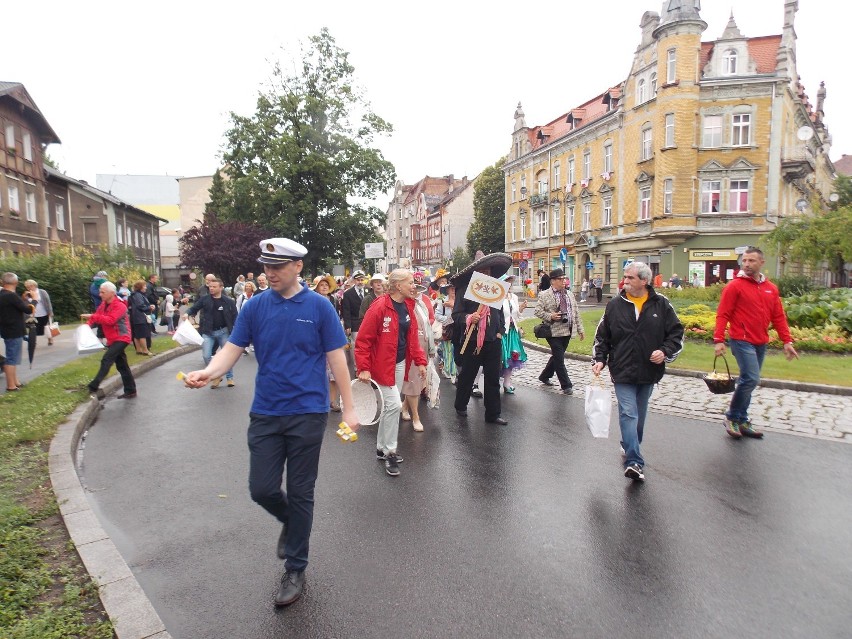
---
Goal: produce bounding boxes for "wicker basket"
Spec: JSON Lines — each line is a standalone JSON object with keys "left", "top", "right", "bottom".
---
{"left": 703, "top": 355, "right": 736, "bottom": 394}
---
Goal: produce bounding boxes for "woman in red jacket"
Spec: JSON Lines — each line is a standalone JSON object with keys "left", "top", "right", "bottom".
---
{"left": 355, "top": 269, "right": 427, "bottom": 477}
{"left": 81, "top": 281, "right": 137, "bottom": 400}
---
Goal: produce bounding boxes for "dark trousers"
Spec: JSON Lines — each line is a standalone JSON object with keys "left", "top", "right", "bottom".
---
{"left": 88, "top": 341, "right": 135, "bottom": 394}
{"left": 454, "top": 338, "right": 502, "bottom": 420}
{"left": 247, "top": 412, "right": 326, "bottom": 572}
{"left": 541, "top": 335, "right": 572, "bottom": 389}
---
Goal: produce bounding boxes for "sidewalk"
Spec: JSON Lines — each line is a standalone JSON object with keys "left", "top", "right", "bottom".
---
{"left": 513, "top": 346, "right": 852, "bottom": 442}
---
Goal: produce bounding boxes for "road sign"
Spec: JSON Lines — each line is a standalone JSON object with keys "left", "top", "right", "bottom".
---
{"left": 364, "top": 242, "right": 385, "bottom": 259}
{"left": 559, "top": 247, "right": 568, "bottom": 262}
{"left": 734, "top": 246, "right": 749, "bottom": 255}
{"left": 623, "top": 258, "right": 634, "bottom": 269}
{"left": 519, "top": 259, "right": 528, "bottom": 271}
{"left": 585, "top": 261, "right": 594, "bottom": 270}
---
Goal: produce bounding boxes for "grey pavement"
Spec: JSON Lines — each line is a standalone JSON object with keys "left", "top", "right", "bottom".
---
{"left": 77, "top": 351, "right": 852, "bottom": 639}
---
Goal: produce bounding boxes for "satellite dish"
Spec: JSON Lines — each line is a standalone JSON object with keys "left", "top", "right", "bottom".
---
{"left": 829, "top": 193, "right": 840, "bottom": 203}
{"left": 796, "top": 126, "right": 814, "bottom": 141}
{"left": 796, "top": 199, "right": 808, "bottom": 212}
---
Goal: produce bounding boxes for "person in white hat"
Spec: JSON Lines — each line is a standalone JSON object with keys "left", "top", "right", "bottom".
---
{"left": 358, "top": 273, "right": 387, "bottom": 321}
{"left": 184, "top": 237, "right": 358, "bottom": 608}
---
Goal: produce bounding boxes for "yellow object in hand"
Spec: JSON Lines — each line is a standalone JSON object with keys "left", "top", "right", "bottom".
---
{"left": 336, "top": 422, "right": 358, "bottom": 443}
{"left": 176, "top": 372, "right": 186, "bottom": 381}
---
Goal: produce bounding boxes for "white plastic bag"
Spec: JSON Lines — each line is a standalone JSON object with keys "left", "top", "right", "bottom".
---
{"left": 75, "top": 324, "right": 105, "bottom": 355}
{"left": 426, "top": 360, "right": 441, "bottom": 408}
{"left": 173, "top": 319, "right": 203, "bottom": 346}
{"left": 584, "top": 377, "right": 612, "bottom": 438}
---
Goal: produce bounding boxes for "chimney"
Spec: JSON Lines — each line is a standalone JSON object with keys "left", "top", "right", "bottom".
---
{"left": 447, "top": 174, "right": 454, "bottom": 193}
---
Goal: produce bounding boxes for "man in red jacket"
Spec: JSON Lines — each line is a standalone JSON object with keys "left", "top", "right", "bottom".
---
{"left": 713, "top": 247, "right": 798, "bottom": 439}
{"left": 82, "top": 281, "right": 137, "bottom": 400}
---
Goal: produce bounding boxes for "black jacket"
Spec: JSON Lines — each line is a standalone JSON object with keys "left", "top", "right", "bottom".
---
{"left": 341, "top": 286, "right": 364, "bottom": 332}
{"left": 592, "top": 286, "right": 684, "bottom": 385}
{"left": 129, "top": 291, "right": 152, "bottom": 325}
{"left": 186, "top": 294, "right": 238, "bottom": 336}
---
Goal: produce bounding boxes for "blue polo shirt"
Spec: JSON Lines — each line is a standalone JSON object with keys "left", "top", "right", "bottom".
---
{"left": 229, "top": 283, "right": 347, "bottom": 416}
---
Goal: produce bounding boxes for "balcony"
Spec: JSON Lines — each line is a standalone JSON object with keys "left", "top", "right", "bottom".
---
{"left": 529, "top": 193, "right": 549, "bottom": 207}
{"left": 781, "top": 146, "right": 816, "bottom": 182}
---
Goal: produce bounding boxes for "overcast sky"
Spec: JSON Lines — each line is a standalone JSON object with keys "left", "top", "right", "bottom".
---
{"left": 6, "top": 0, "right": 847, "bottom": 208}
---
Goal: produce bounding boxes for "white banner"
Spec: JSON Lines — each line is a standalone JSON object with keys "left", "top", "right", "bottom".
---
{"left": 463, "top": 272, "right": 509, "bottom": 310}
{"left": 364, "top": 242, "right": 385, "bottom": 258}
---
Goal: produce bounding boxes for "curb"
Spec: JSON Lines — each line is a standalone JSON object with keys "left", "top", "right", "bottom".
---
{"left": 49, "top": 344, "right": 198, "bottom": 639}
{"left": 521, "top": 340, "right": 852, "bottom": 397}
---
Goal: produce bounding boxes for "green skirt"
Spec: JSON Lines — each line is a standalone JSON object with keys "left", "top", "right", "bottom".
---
{"left": 501, "top": 326, "right": 527, "bottom": 371}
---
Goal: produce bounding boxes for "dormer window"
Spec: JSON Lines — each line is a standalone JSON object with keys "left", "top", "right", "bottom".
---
{"left": 723, "top": 49, "right": 737, "bottom": 75}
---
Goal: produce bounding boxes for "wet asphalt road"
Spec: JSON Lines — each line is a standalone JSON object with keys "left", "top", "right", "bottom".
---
{"left": 79, "top": 352, "right": 852, "bottom": 639}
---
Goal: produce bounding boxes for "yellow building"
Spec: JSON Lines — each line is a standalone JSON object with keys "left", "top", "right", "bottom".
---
{"left": 504, "top": 0, "right": 836, "bottom": 293}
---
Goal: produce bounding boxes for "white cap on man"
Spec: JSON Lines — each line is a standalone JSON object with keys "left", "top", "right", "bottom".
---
{"left": 257, "top": 238, "right": 307, "bottom": 265}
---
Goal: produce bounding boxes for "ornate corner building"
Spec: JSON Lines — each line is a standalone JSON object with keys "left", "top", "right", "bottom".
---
{"left": 504, "top": 0, "right": 836, "bottom": 293}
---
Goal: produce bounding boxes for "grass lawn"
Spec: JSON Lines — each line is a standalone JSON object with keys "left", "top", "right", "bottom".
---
{"left": 0, "top": 338, "right": 179, "bottom": 637}
{"left": 519, "top": 309, "right": 852, "bottom": 387}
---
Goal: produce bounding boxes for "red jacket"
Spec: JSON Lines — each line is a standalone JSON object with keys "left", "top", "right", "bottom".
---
{"left": 355, "top": 294, "right": 427, "bottom": 387}
{"left": 88, "top": 297, "right": 132, "bottom": 345}
{"left": 713, "top": 273, "right": 792, "bottom": 345}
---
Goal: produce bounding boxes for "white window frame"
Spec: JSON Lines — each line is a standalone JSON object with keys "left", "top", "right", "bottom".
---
{"left": 25, "top": 192, "right": 36, "bottom": 221}
{"left": 650, "top": 72, "right": 657, "bottom": 97}
{"left": 602, "top": 196, "right": 612, "bottom": 227}
{"left": 729, "top": 179, "right": 750, "bottom": 213}
{"left": 639, "top": 187, "right": 652, "bottom": 221}
{"left": 126, "top": 226, "right": 132, "bottom": 245}
{"left": 553, "top": 162, "right": 560, "bottom": 189}
{"left": 582, "top": 202, "right": 591, "bottom": 230}
{"left": 664, "top": 179, "right": 673, "bottom": 214}
{"left": 520, "top": 216, "right": 527, "bottom": 240}
{"left": 56, "top": 203, "right": 65, "bottom": 231}
{"left": 22, "top": 132, "right": 32, "bottom": 161}
{"left": 603, "top": 144, "right": 613, "bottom": 173}
{"left": 567, "top": 157, "right": 575, "bottom": 184}
{"left": 723, "top": 49, "right": 738, "bottom": 75}
{"left": 732, "top": 113, "right": 751, "bottom": 146}
{"left": 511, "top": 180, "right": 516, "bottom": 203}
{"left": 641, "top": 127, "right": 653, "bottom": 161}
{"left": 566, "top": 205, "right": 575, "bottom": 233}
{"left": 116, "top": 221, "right": 123, "bottom": 244}
{"left": 552, "top": 206, "right": 561, "bottom": 236}
{"left": 4, "top": 124, "right": 14, "bottom": 150}
{"left": 537, "top": 210, "right": 548, "bottom": 238}
{"left": 637, "top": 78, "right": 647, "bottom": 104}
{"left": 537, "top": 175, "right": 548, "bottom": 195}
{"left": 511, "top": 219, "right": 516, "bottom": 242}
{"left": 8, "top": 184, "right": 19, "bottom": 212}
{"left": 703, "top": 114, "right": 723, "bottom": 147}
{"left": 582, "top": 150, "right": 591, "bottom": 180}
{"left": 701, "top": 180, "right": 722, "bottom": 213}
{"left": 666, "top": 48, "right": 676, "bottom": 84}
{"left": 665, "top": 113, "right": 675, "bottom": 147}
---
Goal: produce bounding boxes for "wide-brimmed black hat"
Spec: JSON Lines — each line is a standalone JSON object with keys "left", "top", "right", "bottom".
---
{"left": 549, "top": 268, "right": 565, "bottom": 279}
{"left": 449, "top": 252, "right": 513, "bottom": 286}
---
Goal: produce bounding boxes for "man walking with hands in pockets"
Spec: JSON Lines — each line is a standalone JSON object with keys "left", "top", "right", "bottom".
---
{"left": 183, "top": 238, "right": 358, "bottom": 608}
{"left": 713, "top": 246, "right": 798, "bottom": 439}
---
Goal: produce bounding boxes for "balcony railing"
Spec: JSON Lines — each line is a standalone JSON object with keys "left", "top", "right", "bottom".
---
{"left": 529, "top": 193, "right": 549, "bottom": 207}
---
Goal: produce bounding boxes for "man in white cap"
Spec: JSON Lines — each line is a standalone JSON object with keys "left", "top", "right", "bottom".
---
{"left": 184, "top": 237, "right": 359, "bottom": 607}
{"left": 358, "top": 273, "right": 387, "bottom": 320}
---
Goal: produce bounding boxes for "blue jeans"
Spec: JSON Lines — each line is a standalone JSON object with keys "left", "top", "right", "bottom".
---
{"left": 247, "top": 412, "right": 326, "bottom": 572}
{"left": 614, "top": 383, "right": 655, "bottom": 469}
{"left": 202, "top": 327, "right": 233, "bottom": 379}
{"left": 726, "top": 339, "right": 766, "bottom": 423}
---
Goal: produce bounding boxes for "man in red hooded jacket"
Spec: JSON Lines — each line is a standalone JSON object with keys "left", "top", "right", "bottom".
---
{"left": 355, "top": 269, "right": 426, "bottom": 477}
{"left": 82, "top": 280, "right": 136, "bottom": 400}
{"left": 713, "top": 247, "right": 798, "bottom": 439}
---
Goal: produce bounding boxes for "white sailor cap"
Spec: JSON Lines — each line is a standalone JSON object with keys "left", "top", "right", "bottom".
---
{"left": 257, "top": 238, "right": 307, "bottom": 265}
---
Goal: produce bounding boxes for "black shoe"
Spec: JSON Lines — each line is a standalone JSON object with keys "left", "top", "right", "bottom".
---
{"left": 376, "top": 450, "right": 404, "bottom": 463}
{"left": 274, "top": 569, "right": 305, "bottom": 607}
{"left": 385, "top": 452, "right": 400, "bottom": 476}
{"left": 538, "top": 377, "right": 554, "bottom": 386}
{"left": 117, "top": 392, "right": 137, "bottom": 399}
{"left": 624, "top": 464, "right": 645, "bottom": 481}
{"left": 471, "top": 385, "right": 483, "bottom": 398}
{"left": 455, "top": 409, "right": 467, "bottom": 416}
{"left": 486, "top": 417, "right": 509, "bottom": 425}
{"left": 561, "top": 387, "right": 574, "bottom": 395}
{"left": 276, "top": 522, "right": 288, "bottom": 560}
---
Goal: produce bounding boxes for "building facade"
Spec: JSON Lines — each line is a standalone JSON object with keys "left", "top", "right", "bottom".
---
{"left": 504, "top": 0, "right": 836, "bottom": 293}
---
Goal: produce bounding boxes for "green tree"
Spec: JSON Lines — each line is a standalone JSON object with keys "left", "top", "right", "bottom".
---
{"left": 764, "top": 206, "right": 852, "bottom": 283}
{"left": 832, "top": 174, "right": 852, "bottom": 209}
{"left": 214, "top": 28, "right": 395, "bottom": 275}
{"left": 467, "top": 157, "right": 506, "bottom": 255}
{"left": 178, "top": 214, "right": 272, "bottom": 285}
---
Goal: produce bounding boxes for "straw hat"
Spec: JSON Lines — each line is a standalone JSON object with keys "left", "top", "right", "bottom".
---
{"left": 310, "top": 274, "right": 337, "bottom": 293}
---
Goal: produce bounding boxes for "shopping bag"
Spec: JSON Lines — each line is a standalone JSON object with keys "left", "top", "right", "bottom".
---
{"left": 49, "top": 322, "right": 61, "bottom": 337}
{"left": 426, "top": 360, "right": 441, "bottom": 408}
{"left": 584, "top": 376, "right": 612, "bottom": 438}
{"left": 172, "top": 319, "right": 203, "bottom": 346}
{"left": 75, "top": 324, "right": 105, "bottom": 355}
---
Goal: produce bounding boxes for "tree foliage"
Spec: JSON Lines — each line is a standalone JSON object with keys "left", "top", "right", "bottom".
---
{"left": 832, "top": 174, "right": 852, "bottom": 209}
{"left": 467, "top": 157, "right": 507, "bottom": 256}
{"left": 210, "top": 28, "right": 396, "bottom": 275}
{"left": 178, "top": 215, "right": 272, "bottom": 285}
{"left": 764, "top": 205, "right": 852, "bottom": 281}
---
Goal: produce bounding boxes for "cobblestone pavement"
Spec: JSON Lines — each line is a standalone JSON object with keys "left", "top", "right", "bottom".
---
{"left": 508, "top": 348, "right": 852, "bottom": 443}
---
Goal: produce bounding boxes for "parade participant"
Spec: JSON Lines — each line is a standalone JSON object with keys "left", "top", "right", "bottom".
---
{"left": 0, "top": 272, "right": 34, "bottom": 392}
{"left": 341, "top": 270, "right": 366, "bottom": 347}
{"left": 233, "top": 274, "right": 246, "bottom": 298}
{"left": 355, "top": 269, "right": 427, "bottom": 474}
{"left": 255, "top": 273, "right": 270, "bottom": 293}
{"left": 82, "top": 281, "right": 137, "bottom": 400}
{"left": 534, "top": 268, "right": 584, "bottom": 394}
{"left": 311, "top": 274, "right": 342, "bottom": 409}
{"left": 451, "top": 252, "right": 511, "bottom": 424}
{"left": 434, "top": 281, "right": 457, "bottom": 382}
{"left": 183, "top": 277, "right": 238, "bottom": 389}
{"left": 713, "top": 246, "right": 798, "bottom": 439}
{"left": 183, "top": 237, "right": 357, "bottom": 607}
{"left": 537, "top": 269, "right": 551, "bottom": 293}
{"left": 358, "top": 273, "right": 386, "bottom": 320}
{"left": 592, "top": 262, "right": 684, "bottom": 481}
{"left": 401, "top": 283, "right": 435, "bottom": 432}
{"left": 235, "top": 281, "right": 255, "bottom": 312}
{"left": 499, "top": 274, "right": 527, "bottom": 394}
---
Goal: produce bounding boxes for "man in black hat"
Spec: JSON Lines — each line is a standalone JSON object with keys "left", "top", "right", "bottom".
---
{"left": 184, "top": 237, "right": 358, "bottom": 608}
{"left": 534, "top": 268, "right": 585, "bottom": 393}
{"left": 341, "top": 270, "right": 366, "bottom": 364}
{"left": 451, "top": 254, "right": 511, "bottom": 424}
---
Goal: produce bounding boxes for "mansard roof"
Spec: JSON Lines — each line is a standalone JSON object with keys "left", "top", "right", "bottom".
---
{"left": 699, "top": 34, "right": 781, "bottom": 75}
